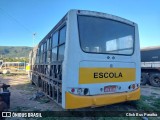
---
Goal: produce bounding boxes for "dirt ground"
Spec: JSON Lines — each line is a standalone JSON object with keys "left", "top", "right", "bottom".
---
{"left": 0, "top": 73, "right": 63, "bottom": 112}
{"left": 0, "top": 73, "right": 160, "bottom": 120}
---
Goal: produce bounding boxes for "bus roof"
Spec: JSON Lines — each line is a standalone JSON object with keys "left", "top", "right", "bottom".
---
{"left": 71, "top": 9, "right": 135, "bottom": 25}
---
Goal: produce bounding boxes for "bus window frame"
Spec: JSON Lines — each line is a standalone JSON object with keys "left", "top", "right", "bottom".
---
{"left": 51, "top": 25, "right": 66, "bottom": 63}
{"left": 37, "top": 22, "right": 66, "bottom": 64}
{"left": 77, "top": 15, "right": 135, "bottom": 56}
{"left": 58, "top": 25, "right": 66, "bottom": 61}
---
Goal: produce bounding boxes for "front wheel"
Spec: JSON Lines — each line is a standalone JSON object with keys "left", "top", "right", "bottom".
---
{"left": 149, "top": 73, "right": 160, "bottom": 87}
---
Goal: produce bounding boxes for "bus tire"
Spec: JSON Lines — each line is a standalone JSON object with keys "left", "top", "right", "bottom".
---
{"left": 141, "top": 73, "right": 148, "bottom": 85}
{"left": 149, "top": 73, "right": 160, "bottom": 87}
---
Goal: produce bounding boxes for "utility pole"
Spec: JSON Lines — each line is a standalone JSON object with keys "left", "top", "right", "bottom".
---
{"left": 32, "top": 33, "right": 36, "bottom": 47}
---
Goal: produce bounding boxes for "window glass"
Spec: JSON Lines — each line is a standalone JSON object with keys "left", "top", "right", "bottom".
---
{"left": 106, "top": 39, "right": 117, "bottom": 51}
{"left": 43, "top": 43, "right": 45, "bottom": 52}
{"left": 52, "top": 32, "right": 58, "bottom": 48}
{"left": 38, "top": 48, "right": 40, "bottom": 63}
{"left": 47, "top": 51, "right": 51, "bottom": 63}
{"left": 47, "top": 39, "right": 49, "bottom": 50}
{"left": 40, "top": 45, "right": 43, "bottom": 63}
{"left": 118, "top": 36, "right": 133, "bottom": 49}
{"left": 52, "top": 47, "right": 57, "bottom": 61}
{"left": 78, "top": 16, "right": 134, "bottom": 55}
{"left": 58, "top": 45, "right": 65, "bottom": 61}
{"left": 39, "top": 48, "right": 41, "bottom": 56}
{"left": 59, "top": 26, "right": 66, "bottom": 44}
{"left": 41, "top": 44, "right": 43, "bottom": 53}
{"left": 49, "top": 37, "right": 52, "bottom": 49}
{"left": 44, "top": 42, "right": 47, "bottom": 52}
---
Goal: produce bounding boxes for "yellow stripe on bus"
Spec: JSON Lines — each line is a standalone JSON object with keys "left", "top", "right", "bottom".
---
{"left": 79, "top": 68, "right": 136, "bottom": 84}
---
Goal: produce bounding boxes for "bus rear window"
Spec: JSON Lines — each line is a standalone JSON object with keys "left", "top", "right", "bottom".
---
{"left": 78, "top": 16, "right": 135, "bottom": 55}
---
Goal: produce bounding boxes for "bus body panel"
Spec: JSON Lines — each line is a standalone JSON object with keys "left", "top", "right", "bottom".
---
{"left": 62, "top": 10, "right": 140, "bottom": 109}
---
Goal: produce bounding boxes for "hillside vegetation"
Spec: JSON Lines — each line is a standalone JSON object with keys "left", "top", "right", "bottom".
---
{"left": 0, "top": 46, "right": 32, "bottom": 58}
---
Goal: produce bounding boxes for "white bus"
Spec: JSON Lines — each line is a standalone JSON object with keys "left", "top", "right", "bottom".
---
{"left": 29, "top": 10, "right": 141, "bottom": 109}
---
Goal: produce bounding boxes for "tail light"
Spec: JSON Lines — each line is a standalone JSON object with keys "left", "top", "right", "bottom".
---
{"left": 128, "top": 83, "right": 139, "bottom": 90}
{"left": 84, "top": 88, "right": 89, "bottom": 95}
{"left": 71, "top": 88, "right": 75, "bottom": 93}
{"left": 77, "top": 88, "right": 82, "bottom": 94}
{"left": 70, "top": 88, "right": 89, "bottom": 95}
{"left": 132, "top": 84, "right": 135, "bottom": 89}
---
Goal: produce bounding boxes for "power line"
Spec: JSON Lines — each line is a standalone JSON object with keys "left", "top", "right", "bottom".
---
{"left": 0, "top": 7, "right": 42, "bottom": 47}
{"left": 0, "top": 7, "right": 33, "bottom": 34}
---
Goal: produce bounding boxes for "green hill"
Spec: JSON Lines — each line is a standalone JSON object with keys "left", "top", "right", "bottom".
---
{"left": 0, "top": 46, "right": 32, "bottom": 58}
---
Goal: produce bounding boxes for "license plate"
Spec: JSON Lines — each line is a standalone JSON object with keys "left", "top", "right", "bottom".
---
{"left": 104, "top": 86, "right": 117, "bottom": 92}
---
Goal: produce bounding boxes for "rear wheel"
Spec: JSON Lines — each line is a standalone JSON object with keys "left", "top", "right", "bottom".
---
{"left": 141, "top": 73, "right": 149, "bottom": 85}
{"left": 149, "top": 73, "right": 160, "bottom": 87}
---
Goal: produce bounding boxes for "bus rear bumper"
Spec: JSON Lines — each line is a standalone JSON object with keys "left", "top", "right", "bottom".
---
{"left": 65, "top": 88, "right": 140, "bottom": 109}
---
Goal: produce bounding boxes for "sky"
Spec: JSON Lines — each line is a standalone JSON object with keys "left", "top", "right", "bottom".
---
{"left": 0, "top": 0, "right": 160, "bottom": 48}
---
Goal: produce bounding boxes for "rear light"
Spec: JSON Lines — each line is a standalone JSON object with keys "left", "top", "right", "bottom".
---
{"left": 132, "top": 84, "right": 135, "bottom": 89}
{"left": 77, "top": 88, "right": 82, "bottom": 94}
{"left": 128, "top": 83, "right": 139, "bottom": 90}
{"left": 69, "top": 88, "right": 89, "bottom": 95}
{"left": 71, "top": 88, "right": 75, "bottom": 93}
{"left": 84, "top": 88, "right": 89, "bottom": 95}
{"left": 128, "top": 85, "right": 131, "bottom": 89}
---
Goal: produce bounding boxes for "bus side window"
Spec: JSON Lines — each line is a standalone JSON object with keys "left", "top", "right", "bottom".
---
{"left": 59, "top": 26, "right": 66, "bottom": 44}
{"left": 58, "top": 26, "right": 66, "bottom": 61}
{"left": 47, "top": 38, "right": 50, "bottom": 50}
{"left": 52, "top": 32, "right": 58, "bottom": 48}
{"left": 58, "top": 45, "right": 65, "bottom": 61}
{"left": 52, "top": 47, "right": 57, "bottom": 61}
{"left": 52, "top": 32, "right": 58, "bottom": 61}
{"left": 47, "top": 37, "right": 52, "bottom": 63}
{"left": 44, "top": 42, "right": 47, "bottom": 63}
{"left": 40, "top": 44, "right": 43, "bottom": 63}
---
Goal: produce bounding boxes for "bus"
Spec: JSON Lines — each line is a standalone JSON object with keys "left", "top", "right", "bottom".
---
{"left": 0, "top": 61, "right": 26, "bottom": 70}
{"left": 29, "top": 10, "right": 141, "bottom": 109}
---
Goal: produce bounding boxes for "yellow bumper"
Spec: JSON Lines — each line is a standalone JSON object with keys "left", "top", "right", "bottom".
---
{"left": 66, "top": 88, "right": 140, "bottom": 109}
